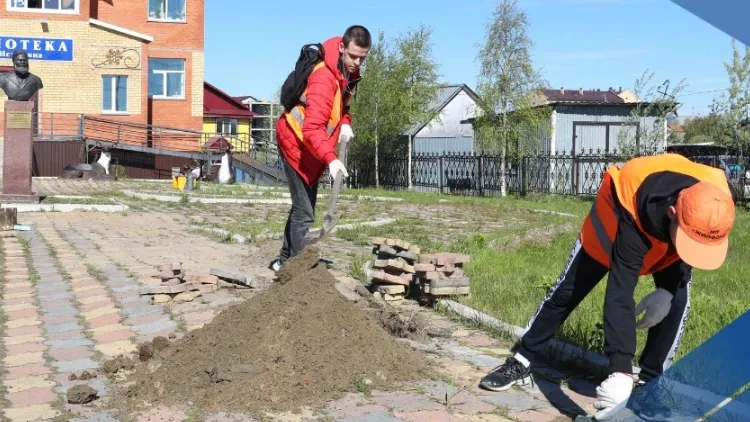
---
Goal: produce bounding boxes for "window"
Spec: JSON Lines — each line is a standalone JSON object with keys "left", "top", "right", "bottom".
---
{"left": 148, "top": 58, "right": 185, "bottom": 99}
{"left": 102, "top": 75, "right": 128, "bottom": 113}
{"left": 8, "top": 0, "right": 78, "bottom": 12}
{"left": 148, "top": 0, "right": 185, "bottom": 22}
{"left": 216, "top": 119, "right": 238, "bottom": 135}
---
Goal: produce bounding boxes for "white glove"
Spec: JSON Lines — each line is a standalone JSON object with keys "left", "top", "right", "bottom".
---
{"left": 635, "top": 288, "right": 673, "bottom": 330}
{"left": 594, "top": 372, "right": 633, "bottom": 420}
{"left": 339, "top": 124, "right": 354, "bottom": 144}
{"left": 328, "top": 159, "right": 348, "bottom": 180}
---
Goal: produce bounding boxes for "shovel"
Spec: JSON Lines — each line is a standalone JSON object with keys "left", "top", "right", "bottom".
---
{"left": 302, "top": 137, "right": 349, "bottom": 247}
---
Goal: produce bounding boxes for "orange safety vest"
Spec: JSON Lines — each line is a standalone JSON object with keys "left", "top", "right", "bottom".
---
{"left": 282, "top": 62, "right": 348, "bottom": 160}
{"left": 581, "top": 153, "right": 731, "bottom": 275}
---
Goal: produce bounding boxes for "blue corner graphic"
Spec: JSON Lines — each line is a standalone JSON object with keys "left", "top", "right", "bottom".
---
{"left": 669, "top": 1, "right": 750, "bottom": 46}
{"left": 608, "top": 309, "right": 750, "bottom": 421}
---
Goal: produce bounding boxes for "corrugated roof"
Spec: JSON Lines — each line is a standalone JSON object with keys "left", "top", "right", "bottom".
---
{"left": 539, "top": 88, "right": 625, "bottom": 104}
{"left": 403, "top": 84, "right": 480, "bottom": 137}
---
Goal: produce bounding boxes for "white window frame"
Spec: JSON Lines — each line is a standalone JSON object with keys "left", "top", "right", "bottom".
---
{"left": 102, "top": 75, "right": 128, "bottom": 114}
{"left": 148, "top": 58, "right": 185, "bottom": 100}
{"left": 148, "top": 0, "right": 186, "bottom": 23}
{"left": 216, "top": 118, "right": 238, "bottom": 135}
{"left": 6, "top": 0, "right": 80, "bottom": 14}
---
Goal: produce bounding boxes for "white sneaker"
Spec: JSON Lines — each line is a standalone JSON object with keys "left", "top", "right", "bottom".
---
{"left": 268, "top": 259, "right": 282, "bottom": 272}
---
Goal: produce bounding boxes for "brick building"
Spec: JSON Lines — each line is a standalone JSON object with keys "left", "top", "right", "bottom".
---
{"left": 0, "top": 0, "right": 205, "bottom": 150}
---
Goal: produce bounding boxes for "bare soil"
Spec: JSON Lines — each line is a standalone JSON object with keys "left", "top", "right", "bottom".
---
{"left": 119, "top": 246, "right": 436, "bottom": 414}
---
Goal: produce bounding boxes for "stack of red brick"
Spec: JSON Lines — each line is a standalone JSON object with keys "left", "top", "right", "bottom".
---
{"left": 369, "top": 237, "right": 421, "bottom": 302}
{"left": 414, "top": 253, "right": 471, "bottom": 298}
{"left": 138, "top": 262, "right": 219, "bottom": 303}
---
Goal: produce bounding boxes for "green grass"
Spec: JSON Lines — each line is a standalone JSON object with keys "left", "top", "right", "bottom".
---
{"left": 332, "top": 187, "right": 750, "bottom": 366}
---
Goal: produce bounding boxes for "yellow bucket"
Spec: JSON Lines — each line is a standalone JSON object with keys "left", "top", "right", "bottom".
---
{"left": 172, "top": 176, "right": 199, "bottom": 191}
{"left": 172, "top": 176, "right": 187, "bottom": 191}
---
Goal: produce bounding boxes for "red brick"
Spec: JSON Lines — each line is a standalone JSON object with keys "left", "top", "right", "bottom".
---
{"left": 48, "top": 346, "right": 93, "bottom": 362}
{"left": 88, "top": 313, "right": 121, "bottom": 329}
{"left": 5, "top": 342, "right": 46, "bottom": 356}
{"left": 80, "top": 299, "right": 113, "bottom": 312}
{"left": 94, "top": 329, "right": 133, "bottom": 344}
{"left": 41, "top": 313, "right": 78, "bottom": 325}
{"left": 6, "top": 386, "right": 57, "bottom": 407}
{"left": 5, "top": 325, "right": 43, "bottom": 337}
{"left": 5, "top": 308, "right": 39, "bottom": 321}
{"left": 6, "top": 363, "right": 51, "bottom": 380}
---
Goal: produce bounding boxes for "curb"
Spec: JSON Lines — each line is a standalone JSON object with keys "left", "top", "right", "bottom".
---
{"left": 0, "top": 203, "right": 129, "bottom": 213}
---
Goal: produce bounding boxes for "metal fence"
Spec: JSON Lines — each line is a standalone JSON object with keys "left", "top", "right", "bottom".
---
{"left": 344, "top": 148, "right": 750, "bottom": 203}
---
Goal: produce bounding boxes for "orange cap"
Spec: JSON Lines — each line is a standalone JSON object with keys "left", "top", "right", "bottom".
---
{"left": 673, "top": 181, "right": 735, "bottom": 270}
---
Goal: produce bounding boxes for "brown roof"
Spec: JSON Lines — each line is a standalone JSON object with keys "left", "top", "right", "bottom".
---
{"left": 540, "top": 88, "right": 625, "bottom": 104}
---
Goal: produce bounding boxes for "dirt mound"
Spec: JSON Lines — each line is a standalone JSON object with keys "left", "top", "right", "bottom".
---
{"left": 120, "top": 247, "right": 435, "bottom": 414}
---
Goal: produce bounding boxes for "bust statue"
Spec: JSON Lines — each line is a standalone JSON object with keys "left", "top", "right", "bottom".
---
{"left": 0, "top": 50, "right": 44, "bottom": 102}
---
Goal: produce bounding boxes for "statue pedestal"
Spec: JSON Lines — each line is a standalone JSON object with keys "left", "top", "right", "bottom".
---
{"left": 0, "top": 100, "right": 39, "bottom": 203}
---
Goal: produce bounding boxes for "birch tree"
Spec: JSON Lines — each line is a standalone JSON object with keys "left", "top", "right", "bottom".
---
{"left": 474, "top": 0, "right": 548, "bottom": 196}
{"left": 391, "top": 25, "right": 441, "bottom": 189}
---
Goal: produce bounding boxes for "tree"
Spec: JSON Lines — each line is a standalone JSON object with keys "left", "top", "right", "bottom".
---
{"left": 391, "top": 24, "right": 442, "bottom": 189}
{"left": 473, "top": 0, "right": 549, "bottom": 196}
{"left": 682, "top": 114, "right": 732, "bottom": 145}
{"left": 616, "top": 70, "right": 687, "bottom": 156}
{"left": 350, "top": 31, "right": 402, "bottom": 187}
{"left": 712, "top": 39, "right": 750, "bottom": 151}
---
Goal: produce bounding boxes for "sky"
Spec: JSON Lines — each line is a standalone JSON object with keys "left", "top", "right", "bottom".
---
{"left": 204, "top": 0, "right": 740, "bottom": 118}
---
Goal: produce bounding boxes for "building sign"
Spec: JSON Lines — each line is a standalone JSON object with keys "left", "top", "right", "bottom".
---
{"left": 0, "top": 36, "right": 73, "bottom": 62}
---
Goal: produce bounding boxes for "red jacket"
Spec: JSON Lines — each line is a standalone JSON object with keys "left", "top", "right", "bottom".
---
{"left": 276, "top": 36, "right": 359, "bottom": 187}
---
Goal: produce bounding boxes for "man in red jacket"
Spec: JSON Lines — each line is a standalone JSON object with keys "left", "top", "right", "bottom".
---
{"left": 269, "top": 25, "right": 371, "bottom": 271}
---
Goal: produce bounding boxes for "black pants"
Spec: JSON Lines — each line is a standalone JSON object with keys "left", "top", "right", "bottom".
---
{"left": 278, "top": 155, "right": 319, "bottom": 264}
{"left": 517, "top": 237, "right": 692, "bottom": 382}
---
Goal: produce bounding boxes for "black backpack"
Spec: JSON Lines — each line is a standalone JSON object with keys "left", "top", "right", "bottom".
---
{"left": 279, "top": 43, "right": 325, "bottom": 112}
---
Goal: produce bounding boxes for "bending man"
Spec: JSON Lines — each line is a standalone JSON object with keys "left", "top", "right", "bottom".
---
{"left": 479, "top": 153, "right": 738, "bottom": 421}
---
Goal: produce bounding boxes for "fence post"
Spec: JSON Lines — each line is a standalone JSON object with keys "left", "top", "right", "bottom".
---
{"left": 478, "top": 155, "right": 484, "bottom": 197}
{"left": 50, "top": 113, "right": 54, "bottom": 139}
{"left": 439, "top": 155, "right": 445, "bottom": 194}
{"left": 78, "top": 114, "right": 84, "bottom": 139}
{"left": 117, "top": 123, "right": 122, "bottom": 143}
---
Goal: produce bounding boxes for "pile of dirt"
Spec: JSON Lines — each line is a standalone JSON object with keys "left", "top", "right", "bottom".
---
{"left": 120, "top": 247, "right": 436, "bottom": 413}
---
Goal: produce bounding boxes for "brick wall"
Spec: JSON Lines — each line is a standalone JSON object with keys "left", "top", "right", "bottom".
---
{"left": 0, "top": 0, "right": 206, "bottom": 151}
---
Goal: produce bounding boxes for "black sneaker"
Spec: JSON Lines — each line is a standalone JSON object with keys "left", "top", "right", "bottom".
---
{"left": 629, "top": 381, "right": 673, "bottom": 422}
{"left": 478, "top": 357, "right": 532, "bottom": 391}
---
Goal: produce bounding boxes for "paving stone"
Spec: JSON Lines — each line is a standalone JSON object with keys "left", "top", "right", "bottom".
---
{"left": 133, "top": 318, "right": 177, "bottom": 335}
{"left": 6, "top": 363, "right": 51, "bottom": 380}
{"left": 38, "top": 275, "right": 65, "bottom": 283}
{"left": 5, "top": 309, "right": 39, "bottom": 321}
{"left": 507, "top": 409, "right": 559, "bottom": 422}
{"left": 38, "top": 292, "right": 72, "bottom": 303}
{"left": 118, "top": 295, "right": 150, "bottom": 305}
{"left": 374, "top": 392, "right": 444, "bottom": 412}
{"left": 328, "top": 393, "right": 390, "bottom": 419}
{"left": 45, "top": 321, "right": 83, "bottom": 334}
{"left": 68, "top": 413, "right": 120, "bottom": 422}
{"left": 6, "top": 386, "right": 57, "bottom": 407}
{"left": 95, "top": 340, "right": 137, "bottom": 357}
{"left": 77, "top": 295, "right": 110, "bottom": 306}
{"left": 52, "top": 357, "right": 99, "bottom": 373}
{"left": 79, "top": 300, "right": 114, "bottom": 313}
{"left": 41, "top": 299, "right": 76, "bottom": 311}
{"left": 2, "top": 303, "right": 34, "bottom": 313}
{"left": 46, "top": 337, "right": 94, "bottom": 351}
{"left": 4, "top": 403, "right": 60, "bottom": 421}
{"left": 43, "top": 305, "right": 78, "bottom": 316}
{"left": 395, "top": 410, "right": 464, "bottom": 422}
{"left": 4, "top": 352, "right": 45, "bottom": 367}
{"left": 88, "top": 313, "right": 122, "bottom": 329}
{"left": 3, "top": 374, "right": 56, "bottom": 393}
{"left": 480, "top": 390, "right": 550, "bottom": 412}
{"left": 81, "top": 306, "right": 118, "bottom": 320}
{"left": 128, "top": 311, "right": 167, "bottom": 326}
{"left": 464, "top": 355, "right": 504, "bottom": 368}
{"left": 339, "top": 412, "right": 402, "bottom": 422}
{"left": 40, "top": 313, "right": 78, "bottom": 325}
{"left": 77, "top": 288, "right": 110, "bottom": 299}
{"left": 35, "top": 282, "right": 67, "bottom": 292}
{"left": 5, "top": 325, "right": 43, "bottom": 337}
{"left": 94, "top": 329, "right": 133, "bottom": 344}
{"left": 112, "top": 284, "right": 140, "bottom": 293}
{"left": 48, "top": 345, "right": 93, "bottom": 361}
{"left": 122, "top": 305, "right": 162, "bottom": 318}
